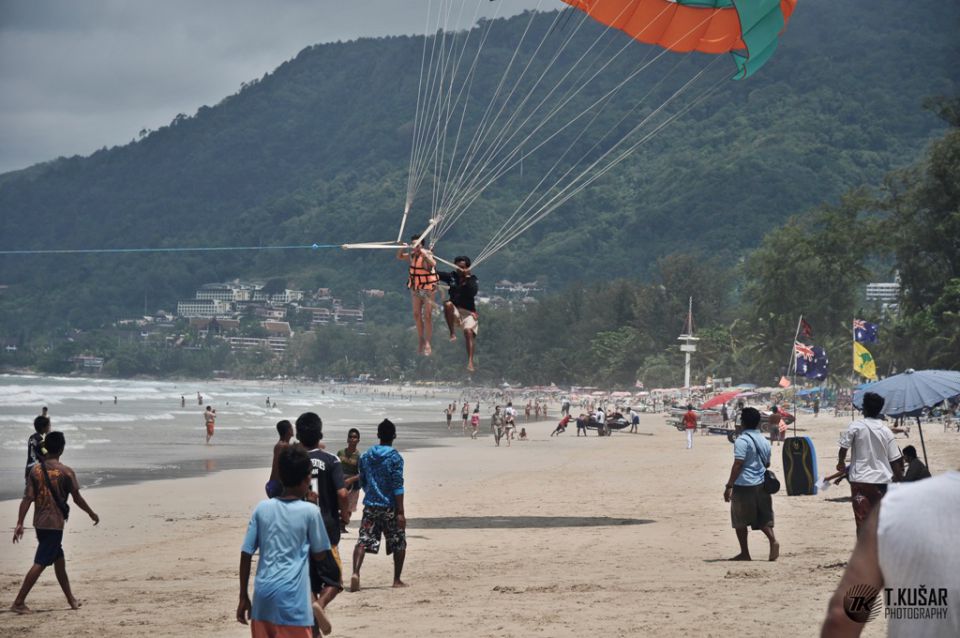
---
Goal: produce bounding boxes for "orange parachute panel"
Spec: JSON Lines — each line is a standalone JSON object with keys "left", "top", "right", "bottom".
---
{"left": 561, "top": 0, "right": 796, "bottom": 55}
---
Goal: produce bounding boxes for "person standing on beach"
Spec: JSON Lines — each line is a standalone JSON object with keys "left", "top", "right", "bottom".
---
{"left": 723, "top": 408, "right": 779, "bottom": 562}
{"left": 576, "top": 413, "right": 588, "bottom": 437}
{"left": 25, "top": 416, "right": 51, "bottom": 481}
{"left": 204, "top": 406, "right": 216, "bottom": 444}
{"left": 265, "top": 420, "right": 294, "bottom": 498}
{"left": 351, "top": 419, "right": 406, "bottom": 592}
{"left": 683, "top": 405, "right": 697, "bottom": 449}
{"left": 295, "top": 413, "right": 349, "bottom": 621}
{"left": 837, "top": 391, "right": 904, "bottom": 534}
{"left": 460, "top": 402, "right": 469, "bottom": 434}
{"left": 813, "top": 396, "right": 820, "bottom": 418}
{"left": 445, "top": 404, "right": 453, "bottom": 431}
{"left": 470, "top": 408, "right": 481, "bottom": 439}
{"left": 197, "top": 392, "right": 203, "bottom": 405}
{"left": 181, "top": 395, "right": 186, "bottom": 408}
{"left": 491, "top": 406, "right": 505, "bottom": 446}
{"left": 721, "top": 404, "right": 729, "bottom": 427}
{"left": 12, "top": 431, "right": 100, "bottom": 615}
{"left": 337, "top": 428, "right": 362, "bottom": 532}
{"left": 238, "top": 444, "right": 333, "bottom": 636}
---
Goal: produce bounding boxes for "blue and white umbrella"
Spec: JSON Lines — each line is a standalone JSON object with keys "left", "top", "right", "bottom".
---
{"left": 853, "top": 369, "right": 960, "bottom": 470}
{"left": 853, "top": 369, "right": 960, "bottom": 417}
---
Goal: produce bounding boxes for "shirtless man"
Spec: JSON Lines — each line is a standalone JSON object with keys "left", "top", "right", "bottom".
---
{"left": 396, "top": 234, "right": 438, "bottom": 356}
{"left": 265, "top": 420, "right": 294, "bottom": 498}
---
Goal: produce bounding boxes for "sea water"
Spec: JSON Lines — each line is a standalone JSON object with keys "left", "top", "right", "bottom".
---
{"left": 0, "top": 374, "right": 459, "bottom": 501}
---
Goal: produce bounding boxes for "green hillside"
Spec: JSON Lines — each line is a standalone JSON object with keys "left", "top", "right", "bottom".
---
{"left": 0, "top": 0, "right": 957, "bottom": 335}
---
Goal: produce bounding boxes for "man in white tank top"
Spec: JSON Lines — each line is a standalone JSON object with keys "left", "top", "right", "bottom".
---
{"left": 821, "top": 471, "right": 960, "bottom": 637}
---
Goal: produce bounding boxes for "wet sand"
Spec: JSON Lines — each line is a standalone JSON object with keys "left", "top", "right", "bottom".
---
{"left": 2, "top": 411, "right": 957, "bottom": 636}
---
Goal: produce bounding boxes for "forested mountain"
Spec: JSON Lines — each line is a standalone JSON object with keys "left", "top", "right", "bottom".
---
{"left": 1, "top": 0, "right": 958, "bottom": 337}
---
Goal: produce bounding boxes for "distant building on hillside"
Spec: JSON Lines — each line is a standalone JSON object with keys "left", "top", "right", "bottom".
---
{"left": 177, "top": 299, "right": 232, "bottom": 318}
{"left": 866, "top": 282, "right": 900, "bottom": 303}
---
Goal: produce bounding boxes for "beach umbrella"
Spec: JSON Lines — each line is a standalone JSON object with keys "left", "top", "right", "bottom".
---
{"left": 853, "top": 369, "right": 960, "bottom": 469}
{"left": 701, "top": 389, "right": 741, "bottom": 410}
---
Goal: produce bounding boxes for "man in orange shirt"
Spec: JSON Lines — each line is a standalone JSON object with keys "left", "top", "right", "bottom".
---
{"left": 683, "top": 405, "right": 698, "bottom": 449}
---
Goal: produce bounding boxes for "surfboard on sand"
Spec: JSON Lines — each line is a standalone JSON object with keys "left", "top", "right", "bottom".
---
{"left": 782, "top": 436, "right": 818, "bottom": 496}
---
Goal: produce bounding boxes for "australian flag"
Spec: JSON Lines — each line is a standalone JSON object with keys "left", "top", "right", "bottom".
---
{"left": 795, "top": 343, "right": 829, "bottom": 380}
{"left": 854, "top": 319, "right": 879, "bottom": 344}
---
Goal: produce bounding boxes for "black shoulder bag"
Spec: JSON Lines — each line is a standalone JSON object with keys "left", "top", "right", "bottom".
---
{"left": 745, "top": 432, "right": 780, "bottom": 494}
{"left": 35, "top": 461, "right": 71, "bottom": 520}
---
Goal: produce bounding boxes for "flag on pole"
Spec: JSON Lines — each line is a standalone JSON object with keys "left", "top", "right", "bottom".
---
{"left": 796, "top": 343, "right": 829, "bottom": 379}
{"left": 808, "top": 346, "right": 829, "bottom": 380}
{"left": 800, "top": 318, "right": 813, "bottom": 338}
{"left": 853, "top": 319, "right": 879, "bottom": 344}
{"left": 853, "top": 342, "right": 878, "bottom": 380}
{"left": 778, "top": 376, "right": 791, "bottom": 388}
{"left": 795, "top": 342, "right": 814, "bottom": 376}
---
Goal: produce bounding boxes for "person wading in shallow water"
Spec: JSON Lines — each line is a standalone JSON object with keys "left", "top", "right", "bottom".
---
{"left": 397, "top": 234, "right": 438, "bottom": 356}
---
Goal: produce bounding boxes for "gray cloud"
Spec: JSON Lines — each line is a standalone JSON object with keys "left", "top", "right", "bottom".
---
{"left": 0, "top": 0, "right": 549, "bottom": 173}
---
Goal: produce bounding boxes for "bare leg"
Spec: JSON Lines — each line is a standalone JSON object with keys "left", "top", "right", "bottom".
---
{"left": 12, "top": 563, "right": 46, "bottom": 613}
{"left": 411, "top": 294, "right": 425, "bottom": 354}
{"left": 392, "top": 549, "right": 406, "bottom": 587}
{"left": 316, "top": 585, "right": 339, "bottom": 608}
{"left": 730, "top": 527, "right": 751, "bottom": 560}
{"left": 464, "top": 330, "right": 476, "bottom": 372}
{"left": 350, "top": 544, "right": 365, "bottom": 592}
{"left": 443, "top": 302, "right": 457, "bottom": 341}
{"left": 422, "top": 292, "right": 434, "bottom": 355}
{"left": 53, "top": 557, "right": 79, "bottom": 609}
{"left": 761, "top": 525, "right": 779, "bottom": 561}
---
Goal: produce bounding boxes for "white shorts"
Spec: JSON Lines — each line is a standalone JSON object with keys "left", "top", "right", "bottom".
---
{"left": 452, "top": 306, "right": 478, "bottom": 335}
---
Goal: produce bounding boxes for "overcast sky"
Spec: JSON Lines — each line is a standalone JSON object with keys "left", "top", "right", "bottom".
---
{"left": 0, "top": 0, "right": 549, "bottom": 174}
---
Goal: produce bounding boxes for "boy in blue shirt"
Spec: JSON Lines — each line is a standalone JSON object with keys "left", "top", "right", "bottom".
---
{"left": 350, "top": 419, "right": 406, "bottom": 592}
{"left": 238, "top": 444, "right": 332, "bottom": 637}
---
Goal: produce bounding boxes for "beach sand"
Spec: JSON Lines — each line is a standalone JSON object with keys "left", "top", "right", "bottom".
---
{"left": 2, "top": 412, "right": 957, "bottom": 636}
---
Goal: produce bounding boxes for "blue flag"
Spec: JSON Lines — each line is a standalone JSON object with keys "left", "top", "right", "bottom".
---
{"left": 797, "top": 344, "right": 828, "bottom": 380}
{"left": 809, "top": 346, "right": 829, "bottom": 379}
{"left": 853, "top": 319, "right": 879, "bottom": 344}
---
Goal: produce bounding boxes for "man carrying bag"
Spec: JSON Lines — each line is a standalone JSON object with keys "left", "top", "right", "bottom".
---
{"left": 723, "top": 408, "right": 780, "bottom": 562}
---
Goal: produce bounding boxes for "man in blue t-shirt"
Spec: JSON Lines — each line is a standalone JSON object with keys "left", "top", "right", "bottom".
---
{"left": 238, "top": 444, "right": 332, "bottom": 637}
{"left": 722, "top": 407, "right": 779, "bottom": 562}
{"left": 350, "top": 419, "right": 406, "bottom": 593}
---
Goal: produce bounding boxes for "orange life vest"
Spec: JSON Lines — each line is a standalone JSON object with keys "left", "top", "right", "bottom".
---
{"left": 408, "top": 252, "right": 439, "bottom": 290}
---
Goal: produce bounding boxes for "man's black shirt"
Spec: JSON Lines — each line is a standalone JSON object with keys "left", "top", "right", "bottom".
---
{"left": 438, "top": 270, "right": 478, "bottom": 313}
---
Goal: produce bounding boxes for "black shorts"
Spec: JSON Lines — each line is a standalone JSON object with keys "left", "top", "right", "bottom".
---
{"left": 309, "top": 545, "right": 342, "bottom": 593}
{"left": 730, "top": 484, "right": 775, "bottom": 530}
{"left": 34, "top": 528, "right": 65, "bottom": 566}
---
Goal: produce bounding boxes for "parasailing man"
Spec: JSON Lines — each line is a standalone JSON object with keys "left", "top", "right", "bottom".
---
{"left": 438, "top": 256, "right": 479, "bottom": 372}
{"left": 397, "top": 234, "right": 439, "bottom": 356}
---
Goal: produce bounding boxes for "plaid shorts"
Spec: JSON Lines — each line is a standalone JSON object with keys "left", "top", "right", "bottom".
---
{"left": 358, "top": 506, "right": 406, "bottom": 555}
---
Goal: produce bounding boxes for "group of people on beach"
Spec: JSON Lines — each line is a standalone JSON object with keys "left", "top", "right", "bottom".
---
{"left": 239, "top": 413, "right": 407, "bottom": 636}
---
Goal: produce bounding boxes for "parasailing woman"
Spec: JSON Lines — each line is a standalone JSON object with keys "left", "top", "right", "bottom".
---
{"left": 397, "top": 233, "right": 439, "bottom": 356}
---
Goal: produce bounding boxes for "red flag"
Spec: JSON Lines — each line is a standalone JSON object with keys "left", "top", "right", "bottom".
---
{"left": 800, "top": 318, "right": 813, "bottom": 338}
{"left": 778, "top": 376, "right": 792, "bottom": 388}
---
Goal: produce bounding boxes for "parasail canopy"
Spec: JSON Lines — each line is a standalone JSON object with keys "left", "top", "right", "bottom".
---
{"left": 560, "top": 0, "right": 797, "bottom": 79}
